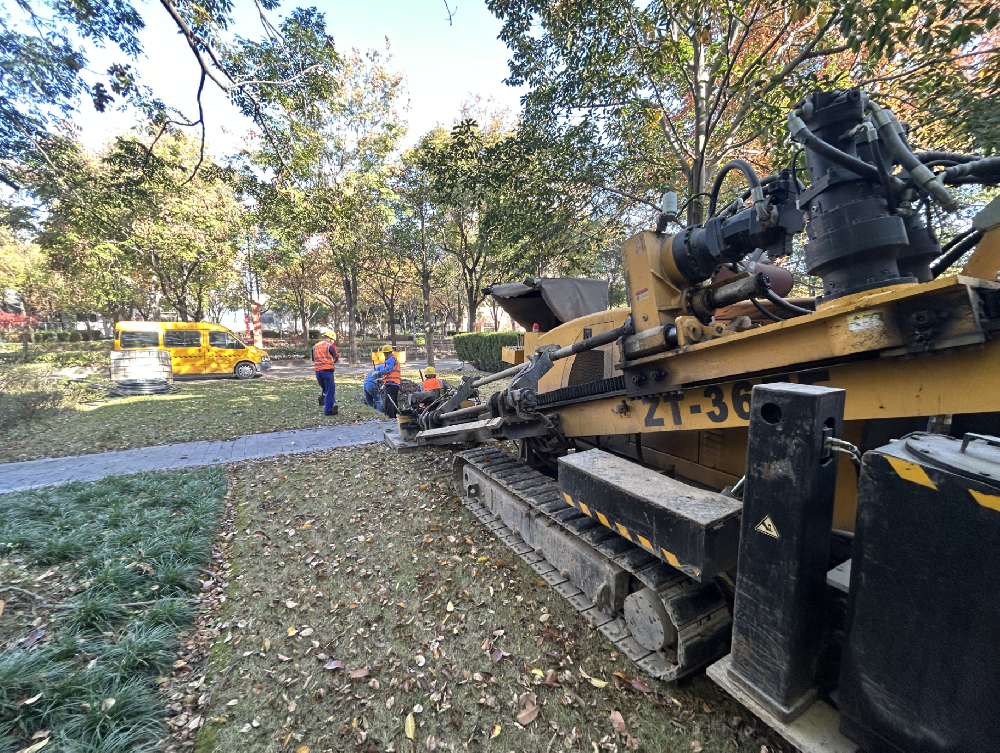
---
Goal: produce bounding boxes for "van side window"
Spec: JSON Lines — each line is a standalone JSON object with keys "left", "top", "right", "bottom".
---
{"left": 209, "top": 331, "right": 244, "bottom": 349}
{"left": 119, "top": 331, "right": 161, "bottom": 348}
{"left": 164, "top": 331, "right": 202, "bottom": 348}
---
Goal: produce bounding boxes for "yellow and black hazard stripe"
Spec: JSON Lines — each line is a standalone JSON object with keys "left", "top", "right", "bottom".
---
{"left": 561, "top": 491, "right": 698, "bottom": 576}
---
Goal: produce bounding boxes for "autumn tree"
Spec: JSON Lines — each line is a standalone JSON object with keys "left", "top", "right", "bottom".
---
{"left": 489, "top": 0, "right": 1000, "bottom": 223}
{"left": 0, "top": 231, "right": 58, "bottom": 359}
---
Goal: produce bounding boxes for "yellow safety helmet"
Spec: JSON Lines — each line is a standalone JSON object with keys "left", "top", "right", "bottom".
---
{"left": 382, "top": 344, "right": 393, "bottom": 353}
{"left": 322, "top": 330, "right": 335, "bottom": 339}
{"left": 424, "top": 366, "right": 436, "bottom": 376}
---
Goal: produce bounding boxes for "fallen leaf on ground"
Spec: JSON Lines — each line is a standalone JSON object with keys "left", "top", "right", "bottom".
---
{"left": 349, "top": 667, "right": 370, "bottom": 680}
{"left": 611, "top": 709, "right": 640, "bottom": 749}
{"left": 610, "top": 710, "right": 627, "bottom": 736}
{"left": 324, "top": 660, "right": 344, "bottom": 670}
{"left": 516, "top": 702, "right": 539, "bottom": 725}
{"left": 296, "top": 746, "right": 310, "bottom": 753}
{"left": 490, "top": 724, "right": 501, "bottom": 739}
{"left": 404, "top": 713, "right": 416, "bottom": 740}
{"left": 630, "top": 678, "right": 653, "bottom": 694}
{"left": 691, "top": 742, "right": 703, "bottom": 752}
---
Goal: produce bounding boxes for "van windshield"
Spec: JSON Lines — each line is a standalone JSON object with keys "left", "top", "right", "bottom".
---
{"left": 119, "top": 331, "right": 161, "bottom": 348}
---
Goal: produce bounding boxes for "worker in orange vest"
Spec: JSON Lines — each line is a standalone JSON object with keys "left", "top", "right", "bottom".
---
{"left": 313, "top": 330, "right": 339, "bottom": 416}
{"left": 421, "top": 366, "right": 443, "bottom": 392}
{"left": 377, "top": 343, "right": 401, "bottom": 418}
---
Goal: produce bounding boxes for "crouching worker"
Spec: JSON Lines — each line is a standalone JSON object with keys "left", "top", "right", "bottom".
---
{"left": 421, "top": 366, "right": 443, "bottom": 392}
{"left": 379, "top": 344, "right": 401, "bottom": 419}
{"left": 363, "top": 369, "right": 382, "bottom": 411}
{"left": 313, "top": 330, "right": 339, "bottom": 416}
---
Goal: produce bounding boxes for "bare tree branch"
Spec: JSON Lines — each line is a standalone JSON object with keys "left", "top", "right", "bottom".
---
{"left": 442, "top": 0, "right": 457, "bottom": 26}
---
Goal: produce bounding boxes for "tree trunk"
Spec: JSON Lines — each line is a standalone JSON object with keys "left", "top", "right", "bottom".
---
{"left": 388, "top": 299, "right": 397, "bottom": 346}
{"left": 688, "top": 38, "right": 710, "bottom": 227}
{"left": 21, "top": 304, "right": 30, "bottom": 364}
{"left": 344, "top": 272, "right": 359, "bottom": 366}
{"left": 298, "top": 295, "right": 309, "bottom": 341}
{"left": 466, "top": 286, "right": 478, "bottom": 333}
{"left": 422, "top": 269, "right": 434, "bottom": 367}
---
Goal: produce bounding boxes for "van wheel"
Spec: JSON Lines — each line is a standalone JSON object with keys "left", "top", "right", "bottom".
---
{"left": 234, "top": 361, "right": 256, "bottom": 380}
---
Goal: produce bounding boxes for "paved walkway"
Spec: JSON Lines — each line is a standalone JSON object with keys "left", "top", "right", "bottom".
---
{"left": 0, "top": 421, "right": 390, "bottom": 494}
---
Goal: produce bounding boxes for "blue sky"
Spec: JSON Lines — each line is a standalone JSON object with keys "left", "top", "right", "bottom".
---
{"left": 76, "top": 0, "right": 525, "bottom": 154}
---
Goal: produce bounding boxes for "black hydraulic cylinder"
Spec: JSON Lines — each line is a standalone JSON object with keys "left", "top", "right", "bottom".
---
{"left": 727, "top": 383, "right": 845, "bottom": 722}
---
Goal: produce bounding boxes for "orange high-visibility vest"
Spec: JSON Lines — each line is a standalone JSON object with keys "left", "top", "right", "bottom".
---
{"left": 313, "top": 341, "right": 337, "bottom": 371}
{"left": 422, "top": 377, "right": 441, "bottom": 391}
{"left": 383, "top": 355, "right": 401, "bottom": 384}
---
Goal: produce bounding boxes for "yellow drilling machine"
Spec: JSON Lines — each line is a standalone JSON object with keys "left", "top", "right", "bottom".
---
{"left": 386, "top": 90, "right": 1000, "bottom": 753}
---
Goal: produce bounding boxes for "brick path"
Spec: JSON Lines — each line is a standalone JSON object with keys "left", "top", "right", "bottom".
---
{"left": 0, "top": 421, "right": 390, "bottom": 494}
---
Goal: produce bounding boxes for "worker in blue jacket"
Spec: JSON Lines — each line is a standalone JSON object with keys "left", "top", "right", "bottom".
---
{"left": 363, "top": 369, "right": 382, "bottom": 411}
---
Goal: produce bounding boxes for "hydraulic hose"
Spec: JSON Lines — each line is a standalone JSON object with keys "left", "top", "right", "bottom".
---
{"left": 110, "top": 379, "right": 175, "bottom": 396}
{"left": 941, "top": 157, "right": 1000, "bottom": 185}
{"left": 787, "top": 108, "right": 885, "bottom": 184}
{"left": 929, "top": 229, "right": 984, "bottom": 279}
{"left": 764, "top": 288, "right": 814, "bottom": 316}
{"left": 750, "top": 297, "right": 785, "bottom": 322}
{"left": 864, "top": 97, "right": 958, "bottom": 212}
{"left": 708, "top": 160, "right": 767, "bottom": 221}
{"left": 916, "top": 151, "right": 981, "bottom": 165}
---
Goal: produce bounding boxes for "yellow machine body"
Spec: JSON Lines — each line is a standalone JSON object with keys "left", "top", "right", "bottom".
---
{"left": 525, "top": 224, "right": 1000, "bottom": 532}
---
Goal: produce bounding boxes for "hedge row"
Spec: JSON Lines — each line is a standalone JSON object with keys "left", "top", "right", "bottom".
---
{"left": 30, "top": 330, "right": 108, "bottom": 343}
{"left": 454, "top": 332, "right": 519, "bottom": 372}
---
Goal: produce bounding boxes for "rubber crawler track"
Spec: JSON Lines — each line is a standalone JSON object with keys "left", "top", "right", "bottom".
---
{"left": 454, "top": 446, "right": 732, "bottom": 681}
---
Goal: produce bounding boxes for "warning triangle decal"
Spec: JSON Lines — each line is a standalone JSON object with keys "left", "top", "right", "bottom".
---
{"left": 755, "top": 515, "right": 780, "bottom": 539}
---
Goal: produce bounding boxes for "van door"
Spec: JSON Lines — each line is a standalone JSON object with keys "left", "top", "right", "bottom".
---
{"left": 163, "top": 330, "right": 205, "bottom": 374}
{"left": 206, "top": 330, "right": 248, "bottom": 374}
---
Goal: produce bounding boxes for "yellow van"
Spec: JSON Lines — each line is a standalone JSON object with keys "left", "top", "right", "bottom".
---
{"left": 114, "top": 322, "right": 271, "bottom": 379}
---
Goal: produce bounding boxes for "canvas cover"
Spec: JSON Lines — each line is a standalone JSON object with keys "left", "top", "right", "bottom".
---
{"left": 486, "top": 277, "right": 609, "bottom": 332}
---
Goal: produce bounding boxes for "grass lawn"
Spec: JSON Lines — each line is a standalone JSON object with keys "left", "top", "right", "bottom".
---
{"left": 0, "top": 373, "right": 383, "bottom": 464}
{"left": 0, "top": 467, "right": 228, "bottom": 752}
{"left": 0, "top": 367, "right": 499, "bottom": 464}
{"left": 182, "top": 444, "right": 784, "bottom": 753}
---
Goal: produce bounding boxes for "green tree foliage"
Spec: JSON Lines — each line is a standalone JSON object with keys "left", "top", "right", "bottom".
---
{"left": 242, "top": 44, "right": 405, "bottom": 361}
{"left": 488, "top": 0, "right": 1000, "bottom": 223}
{"left": 0, "top": 0, "right": 340, "bottom": 188}
{"left": 36, "top": 132, "right": 242, "bottom": 322}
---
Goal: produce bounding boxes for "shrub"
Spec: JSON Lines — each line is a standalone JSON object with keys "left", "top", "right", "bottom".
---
{"left": 68, "top": 331, "right": 82, "bottom": 342}
{"left": 454, "top": 332, "right": 519, "bottom": 372}
{"left": 56, "top": 331, "right": 71, "bottom": 342}
{"left": 36, "top": 331, "right": 54, "bottom": 342}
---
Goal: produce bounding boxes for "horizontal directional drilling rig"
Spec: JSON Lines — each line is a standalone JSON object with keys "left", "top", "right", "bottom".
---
{"left": 386, "top": 89, "right": 1000, "bottom": 753}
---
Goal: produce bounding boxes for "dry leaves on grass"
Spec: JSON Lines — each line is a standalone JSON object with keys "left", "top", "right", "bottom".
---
{"left": 610, "top": 709, "right": 640, "bottom": 750}
{"left": 166, "top": 443, "right": 785, "bottom": 753}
